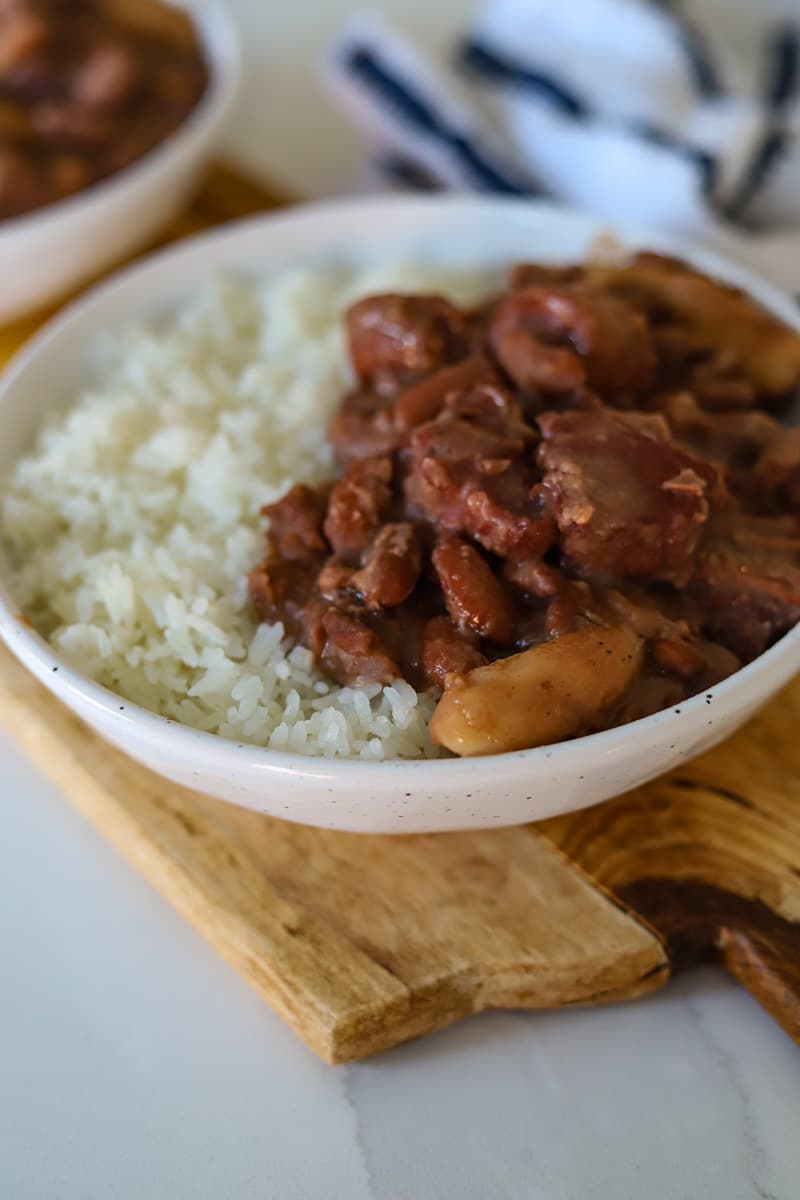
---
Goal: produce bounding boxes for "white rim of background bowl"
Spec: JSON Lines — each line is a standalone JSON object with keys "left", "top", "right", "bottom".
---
{"left": 0, "top": 0, "right": 241, "bottom": 248}
{"left": 0, "top": 194, "right": 798, "bottom": 785}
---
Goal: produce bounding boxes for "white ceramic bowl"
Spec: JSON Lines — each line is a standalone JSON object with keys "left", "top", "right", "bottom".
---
{"left": 0, "top": 1, "right": 240, "bottom": 323}
{"left": 1, "top": 196, "right": 798, "bottom": 833}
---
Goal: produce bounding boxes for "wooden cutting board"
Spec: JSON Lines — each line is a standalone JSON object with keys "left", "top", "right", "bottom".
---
{"left": 1, "top": 165, "right": 798, "bottom": 1063}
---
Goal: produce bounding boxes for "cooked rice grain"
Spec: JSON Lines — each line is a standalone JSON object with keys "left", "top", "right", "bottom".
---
{"left": 2, "top": 264, "right": 489, "bottom": 758}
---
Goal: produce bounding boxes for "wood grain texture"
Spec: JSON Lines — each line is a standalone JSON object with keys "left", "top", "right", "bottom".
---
{"left": 541, "top": 680, "right": 800, "bottom": 1044}
{"left": 0, "top": 645, "right": 666, "bottom": 1062}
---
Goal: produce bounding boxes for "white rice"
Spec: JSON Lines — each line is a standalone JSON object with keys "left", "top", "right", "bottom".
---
{"left": 1, "top": 262, "right": 491, "bottom": 759}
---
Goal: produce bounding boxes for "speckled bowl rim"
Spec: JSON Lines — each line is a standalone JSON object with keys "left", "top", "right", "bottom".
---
{"left": 0, "top": 193, "right": 798, "bottom": 786}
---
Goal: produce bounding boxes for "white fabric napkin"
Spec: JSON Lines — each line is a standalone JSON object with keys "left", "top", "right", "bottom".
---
{"left": 324, "top": 0, "right": 800, "bottom": 293}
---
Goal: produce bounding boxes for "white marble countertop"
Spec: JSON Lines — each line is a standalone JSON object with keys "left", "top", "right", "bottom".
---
{"left": 2, "top": 3, "right": 799, "bottom": 1197}
{"left": 3, "top": 728, "right": 799, "bottom": 1199}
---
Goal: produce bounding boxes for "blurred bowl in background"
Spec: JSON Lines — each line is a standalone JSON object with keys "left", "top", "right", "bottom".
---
{"left": 0, "top": 1, "right": 241, "bottom": 324}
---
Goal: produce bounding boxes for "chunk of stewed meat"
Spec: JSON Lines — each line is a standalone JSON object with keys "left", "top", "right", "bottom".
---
{"left": 432, "top": 534, "right": 515, "bottom": 642}
{"left": 248, "top": 558, "right": 320, "bottom": 644}
{"left": 407, "top": 453, "right": 555, "bottom": 563}
{"left": 753, "top": 428, "right": 800, "bottom": 511}
{"left": 323, "top": 456, "right": 393, "bottom": 559}
{"left": 320, "top": 609, "right": 401, "bottom": 686}
{"left": 328, "top": 389, "right": 401, "bottom": 469}
{"left": 660, "top": 391, "right": 776, "bottom": 460}
{"left": 263, "top": 483, "right": 329, "bottom": 560}
{"left": 420, "top": 615, "right": 487, "bottom": 688}
{"left": 538, "top": 408, "right": 722, "bottom": 585}
{"left": 351, "top": 522, "right": 424, "bottom": 609}
{"left": 652, "top": 327, "right": 757, "bottom": 411}
{"left": 691, "top": 514, "right": 800, "bottom": 660}
{"left": 346, "top": 293, "right": 468, "bottom": 392}
{"left": 394, "top": 358, "right": 501, "bottom": 432}
{"left": 656, "top": 390, "right": 786, "bottom": 505}
{"left": 493, "top": 328, "right": 586, "bottom": 395}
{"left": 405, "top": 385, "right": 555, "bottom": 561}
{"left": 667, "top": 395, "right": 800, "bottom": 513}
{"left": 460, "top": 477, "right": 556, "bottom": 562}
{"left": 489, "top": 285, "right": 655, "bottom": 401}
{"left": 690, "top": 355, "right": 756, "bottom": 412}
{"left": 412, "top": 382, "right": 533, "bottom": 462}
{"left": 588, "top": 253, "right": 800, "bottom": 401}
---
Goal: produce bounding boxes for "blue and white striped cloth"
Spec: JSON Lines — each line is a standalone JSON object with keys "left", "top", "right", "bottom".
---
{"left": 324, "top": 0, "right": 800, "bottom": 292}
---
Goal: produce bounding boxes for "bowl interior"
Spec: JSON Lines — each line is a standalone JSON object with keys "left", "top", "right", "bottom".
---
{"left": 1, "top": 196, "right": 799, "bottom": 831}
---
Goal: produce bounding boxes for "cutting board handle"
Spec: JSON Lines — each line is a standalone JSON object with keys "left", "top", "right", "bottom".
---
{"left": 619, "top": 879, "right": 800, "bottom": 1041}
{"left": 543, "top": 731, "right": 800, "bottom": 1048}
